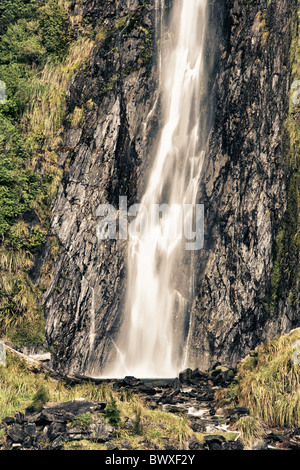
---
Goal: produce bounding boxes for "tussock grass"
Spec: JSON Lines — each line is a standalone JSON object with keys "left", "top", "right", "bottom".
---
{"left": 0, "top": 351, "right": 110, "bottom": 421}
{"left": 0, "top": 34, "right": 94, "bottom": 345}
{"left": 235, "top": 416, "right": 266, "bottom": 449}
{"left": 0, "top": 351, "right": 198, "bottom": 450}
{"left": 231, "top": 329, "right": 300, "bottom": 429}
{"left": 21, "top": 37, "right": 94, "bottom": 152}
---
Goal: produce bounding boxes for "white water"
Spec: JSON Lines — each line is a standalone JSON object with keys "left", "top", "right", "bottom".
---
{"left": 106, "top": 0, "right": 209, "bottom": 378}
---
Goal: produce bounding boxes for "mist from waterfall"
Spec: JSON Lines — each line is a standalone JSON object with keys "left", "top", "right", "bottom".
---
{"left": 105, "top": 0, "right": 210, "bottom": 378}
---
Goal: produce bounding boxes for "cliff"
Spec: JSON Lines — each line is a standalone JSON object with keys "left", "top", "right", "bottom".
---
{"left": 188, "top": 0, "right": 299, "bottom": 369}
{"left": 38, "top": 0, "right": 299, "bottom": 375}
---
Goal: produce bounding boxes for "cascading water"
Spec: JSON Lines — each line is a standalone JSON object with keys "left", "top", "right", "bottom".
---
{"left": 106, "top": 0, "right": 210, "bottom": 378}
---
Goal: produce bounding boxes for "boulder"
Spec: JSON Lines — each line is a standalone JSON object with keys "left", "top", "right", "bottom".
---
{"left": 7, "top": 424, "right": 26, "bottom": 443}
{"left": 188, "top": 438, "right": 202, "bottom": 450}
{"left": 203, "top": 435, "right": 227, "bottom": 450}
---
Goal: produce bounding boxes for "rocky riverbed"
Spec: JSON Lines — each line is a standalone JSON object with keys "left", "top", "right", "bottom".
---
{"left": 1, "top": 366, "right": 299, "bottom": 451}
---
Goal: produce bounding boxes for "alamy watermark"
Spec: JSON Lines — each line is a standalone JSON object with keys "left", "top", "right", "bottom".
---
{"left": 292, "top": 79, "right": 300, "bottom": 105}
{"left": 96, "top": 197, "right": 204, "bottom": 251}
{"left": 0, "top": 81, "right": 6, "bottom": 104}
{"left": 292, "top": 340, "right": 300, "bottom": 365}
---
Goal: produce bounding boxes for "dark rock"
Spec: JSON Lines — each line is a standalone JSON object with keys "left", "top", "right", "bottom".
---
{"left": 50, "top": 435, "right": 65, "bottom": 450}
{"left": 39, "top": 399, "right": 105, "bottom": 424}
{"left": 203, "top": 435, "right": 227, "bottom": 450}
{"left": 138, "top": 386, "right": 158, "bottom": 396}
{"left": 106, "top": 442, "right": 119, "bottom": 450}
{"left": 225, "top": 441, "right": 244, "bottom": 451}
{"left": 165, "top": 445, "right": 177, "bottom": 450}
{"left": 179, "top": 369, "right": 193, "bottom": 383}
{"left": 7, "top": 424, "right": 26, "bottom": 443}
{"left": 189, "top": 420, "right": 205, "bottom": 433}
{"left": 24, "top": 423, "right": 37, "bottom": 438}
{"left": 221, "top": 407, "right": 249, "bottom": 420}
{"left": 186, "top": 0, "right": 298, "bottom": 371}
{"left": 121, "top": 440, "right": 132, "bottom": 449}
{"left": 22, "top": 435, "right": 34, "bottom": 448}
{"left": 2, "top": 417, "right": 15, "bottom": 425}
{"left": 211, "top": 369, "right": 222, "bottom": 378}
{"left": 40, "top": 408, "right": 74, "bottom": 423}
{"left": 191, "top": 368, "right": 208, "bottom": 381}
{"left": 49, "top": 399, "right": 106, "bottom": 415}
{"left": 42, "top": 1, "right": 161, "bottom": 377}
{"left": 292, "top": 428, "right": 300, "bottom": 436}
{"left": 188, "top": 438, "right": 202, "bottom": 450}
{"left": 48, "top": 422, "right": 66, "bottom": 441}
{"left": 288, "top": 437, "right": 300, "bottom": 450}
{"left": 14, "top": 412, "right": 25, "bottom": 424}
{"left": 124, "top": 417, "right": 135, "bottom": 429}
{"left": 234, "top": 407, "right": 249, "bottom": 416}
{"left": 122, "top": 377, "right": 140, "bottom": 387}
{"left": 172, "top": 378, "right": 181, "bottom": 390}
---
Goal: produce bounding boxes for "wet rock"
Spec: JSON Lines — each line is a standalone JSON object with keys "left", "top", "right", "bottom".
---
{"left": 179, "top": 369, "right": 193, "bottom": 384}
{"left": 225, "top": 441, "right": 244, "bottom": 451}
{"left": 121, "top": 377, "right": 140, "bottom": 387}
{"left": 203, "top": 435, "right": 227, "bottom": 450}
{"left": 187, "top": 0, "right": 298, "bottom": 370}
{"left": 41, "top": 0, "right": 160, "bottom": 377}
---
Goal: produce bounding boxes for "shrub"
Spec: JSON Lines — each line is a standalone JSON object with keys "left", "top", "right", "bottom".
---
{"left": 31, "top": 385, "right": 50, "bottom": 411}
{"left": 71, "top": 413, "right": 93, "bottom": 429}
{"left": 0, "top": 19, "right": 46, "bottom": 64}
{"left": 38, "top": 1, "right": 71, "bottom": 58}
{"left": 105, "top": 393, "right": 121, "bottom": 427}
{"left": 133, "top": 407, "right": 143, "bottom": 436}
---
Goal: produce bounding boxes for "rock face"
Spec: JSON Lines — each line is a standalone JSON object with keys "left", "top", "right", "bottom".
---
{"left": 187, "top": 0, "right": 299, "bottom": 369}
{"left": 42, "top": 1, "right": 163, "bottom": 375}
{"left": 40, "top": 0, "right": 299, "bottom": 375}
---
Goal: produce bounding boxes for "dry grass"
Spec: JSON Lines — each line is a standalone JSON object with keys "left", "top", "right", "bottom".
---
{"left": 231, "top": 329, "right": 300, "bottom": 428}
{"left": 0, "top": 36, "right": 94, "bottom": 345}
{"left": 21, "top": 37, "right": 94, "bottom": 153}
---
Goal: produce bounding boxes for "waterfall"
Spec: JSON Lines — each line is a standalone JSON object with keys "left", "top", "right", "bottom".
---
{"left": 106, "top": 0, "right": 210, "bottom": 378}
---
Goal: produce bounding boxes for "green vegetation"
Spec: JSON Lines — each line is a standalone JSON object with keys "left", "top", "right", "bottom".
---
{"left": 216, "top": 329, "right": 300, "bottom": 445}
{"left": 0, "top": 1, "right": 94, "bottom": 346}
{"left": 105, "top": 392, "right": 121, "bottom": 427}
{"left": 0, "top": 0, "right": 154, "bottom": 347}
{"left": 235, "top": 416, "right": 265, "bottom": 448}
{"left": 266, "top": 2, "right": 300, "bottom": 317}
{"left": 70, "top": 412, "right": 93, "bottom": 430}
{"left": 31, "top": 384, "right": 51, "bottom": 411}
{"left": 0, "top": 350, "right": 238, "bottom": 450}
{"left": 1, "top": 332, "right": 299, "bottom": 450}
{"left": 0, "top": 350, "right": 106, "bottom": 421}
